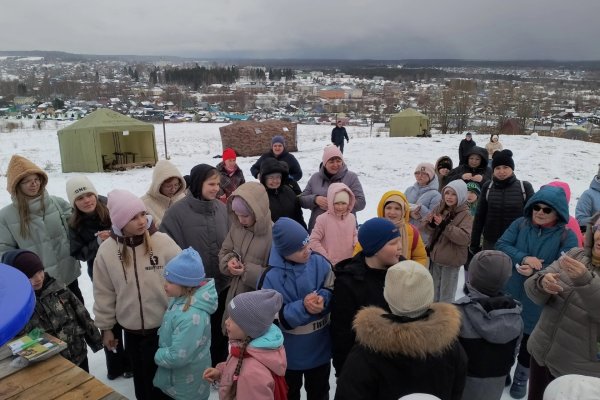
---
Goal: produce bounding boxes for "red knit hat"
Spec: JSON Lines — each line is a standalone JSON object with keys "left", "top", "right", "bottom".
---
{"left": 223, "top": 148, "right": 236, "bottom": 162}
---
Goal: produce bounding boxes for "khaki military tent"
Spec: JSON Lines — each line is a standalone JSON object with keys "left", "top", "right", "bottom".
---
{"left": 57, "top": 109, "right": 158, "bottom": 172}
{"left": 389, "top": 108, "right": 430, "bottom": 137}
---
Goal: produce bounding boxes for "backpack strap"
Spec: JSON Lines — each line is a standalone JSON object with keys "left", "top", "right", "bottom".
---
{"left": 256, "top": 266, "right": 273, "bottom": 290}
{"left": 410, "top": 225, "right": 420, "bottom": 251}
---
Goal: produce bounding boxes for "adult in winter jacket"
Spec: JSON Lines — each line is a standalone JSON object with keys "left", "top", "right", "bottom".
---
{"left": 331, "top": 120, "right": 349, "bottom": 153}
{"left": 216, "top": 147, "right": 246, "bottom": 204}
{"left": 335, "top": 261, "right": 467, "bottom": 400}
{"left": 353, "top": 190, "right": 427, "bottom": 266}
{"left": 495, "top": 185, "right": 578, "bottom": 399}
{"left": 160, "top": 163, "right": 230, "bottom": 365}
{"left": 546, "top": 181, "right": 584, "bottom": 246}
{"left": 219, "top": 182, "right": 272, "bottom": 331}
{"left": 435, "top": 155, "right": 454, "bottom": 192}
{"left": 447, "top": 145, "right": 491, "bottom": 191}
{"left": 300, "top": 145, "right": 366, "bottom": 231}
{"left": 575, "top": 165, "right": 600, "bottom": 232}
{"left": 454, "top": 251, "right": 523, "bottom": 400}
{"left": 141, "top": 159, "right": 186, "bottom": 228}
{"left": 250, "top": 135, "right": 303, "bottom": 193}
{"left": 94, "top": 189, "right": 181, "bottom": 400}
{"left": 259, "top": 157, "right": 306, "bottom": 228}
{"left": 524, "top": 211, "right": 600, "bottom": 400}
{"left": 0, "top": 155, "right": 82, "bottom": 302}
{"left": 2, "top": 249, "right": 103, "bottom": 372}
{"left": 405, "top": 162, "right": 442, "bottom": 245}
{"left": 66, "top": 175, "right": 131, "bottom": 380}
{"left": 458, "top": 132, "right": 476, "bottom": 165}
{"left": 485, "top": 134, "right": 503, "bottom": 165}
{"left": 330, "top": 218, "right": 403, "bottom": 376}
{"left": 470, "top": 149, "right": 534, "bottom": 252}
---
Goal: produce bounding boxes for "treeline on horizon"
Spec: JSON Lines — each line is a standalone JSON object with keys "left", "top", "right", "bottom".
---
{"left": 156, "top": 65, "right": 294, "bottom": 89}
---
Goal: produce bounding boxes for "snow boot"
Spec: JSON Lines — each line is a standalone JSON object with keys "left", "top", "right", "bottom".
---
{"left": 509, "top": 363, "right": 529, "bottom": 399}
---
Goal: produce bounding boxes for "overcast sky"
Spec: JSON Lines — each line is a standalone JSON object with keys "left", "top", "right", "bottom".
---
{"left": 3, "top": 0, "right": 599, "bottom": 60}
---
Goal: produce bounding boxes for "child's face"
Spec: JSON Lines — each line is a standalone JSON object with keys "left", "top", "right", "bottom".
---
{"left": 122, "top": 211, "right": 148, "bottom": 237}
{"left": 467, "top": 191, "right": 478, "bottom": 203}
{"left": 235, "top": 211, "right": 255, "bottom": 228}
{"left": 285, "top": 243, "right": 311, "bottom": 264}
{"left": 224, "top": 159, "right": 237, "bottom": 170}
{"left": 444, "top": 188, "right": 458, "bottom": 207}
{"left": 29, "top": 270, "right": 44, "bottom": 291}
{"left": 19, "top": 174, "right": 42, "bottom": 197}
{"left": 373, "top": 237, "right": 402, "bottom": 267}
{"left": 164, "top": 281, "right": 184, "bottom": 297}
{"left": 384, "top": 202, "right": 403, "bottom": 224}
{"left": 333, "top": 201, "right": 349, "bottom": 216}
{"left": 438, "top": 167, "right": 449, "bottom": 177}
{"left": 225, "top": 317, "right": 246, "bottom": 340}
{"left": 201, "top": 174, "right": 221, "bottom": 200}
{"left": 74, "top": 193, "right": 97, "bottom": 214}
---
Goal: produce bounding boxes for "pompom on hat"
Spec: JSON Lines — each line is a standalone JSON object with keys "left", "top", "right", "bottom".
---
{"left": 65, "top": 175, "right": 98, "bottom": 206}
{"left": 358, "top": 217, "right": 400, "bottom": 257}
{"left": 492, "top": 149, "right": 515, "bottom": 170}
{"left": 384, "top": 260, "right": 434, "bottom": 318}
{"left": 228, "top": 289, "right": 283, "bottom": 338}
{"left": 107, "top": 189, "right": 147, "bottom": 231}
{"left": 164, "top": 247, "right": 205, "bottom": 287}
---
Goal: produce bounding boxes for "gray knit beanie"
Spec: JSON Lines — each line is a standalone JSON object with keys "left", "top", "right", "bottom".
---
{"left": 228, "top": 289, "right": 283, "bottom": 338}
{"left": 468, "top": 250, "right": 512, "bottom": 296}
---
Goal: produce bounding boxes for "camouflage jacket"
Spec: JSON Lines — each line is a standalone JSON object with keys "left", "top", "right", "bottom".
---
{"left": 18, "top": 273, "right": 103, "bottom": 366}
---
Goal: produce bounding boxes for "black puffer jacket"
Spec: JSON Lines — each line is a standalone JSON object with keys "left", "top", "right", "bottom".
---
{"left": 471, "top": 175, "right": 534, "bottom": 248}
{"left": 259, "top": 158, "right": 307, "bottom": 229}
{"left": 250, "top": 149, "right": 303, "bottom": 183}
{"left": 447, "top": 146, "right": 492, "bottom": 190}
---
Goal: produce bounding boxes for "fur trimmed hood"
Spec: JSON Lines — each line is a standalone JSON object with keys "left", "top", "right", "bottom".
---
{"left": 354, "top": 303, "right": 462, "bottom": 358}
{"left": 6, "top": 155, "right": 48, "bottom": 195}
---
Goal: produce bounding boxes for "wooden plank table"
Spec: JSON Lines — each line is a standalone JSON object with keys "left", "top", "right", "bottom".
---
{"left": 0, "top": 355, "right": 127, "bottom": 400}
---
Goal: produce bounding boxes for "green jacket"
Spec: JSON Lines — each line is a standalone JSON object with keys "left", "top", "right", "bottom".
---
{"left": 0, "top": 191, "right": 81, "bottom": 285}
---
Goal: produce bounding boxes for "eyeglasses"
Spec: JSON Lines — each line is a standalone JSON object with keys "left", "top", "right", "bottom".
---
{"left": 592, "top": 224, "right": 600, "bottom": 233}
{"left": 161, "top": 183, "right": 181, "bottom": 191}
{"left": 20, "top": 177, "right": 41, "bottom": 186}
{"left": 533, "top": 204, "right": 553, "bottom": 214}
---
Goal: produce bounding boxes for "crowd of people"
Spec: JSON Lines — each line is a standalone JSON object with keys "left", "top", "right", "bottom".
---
{"left": 2, "top": 127, "right": 600, "bottom": 400}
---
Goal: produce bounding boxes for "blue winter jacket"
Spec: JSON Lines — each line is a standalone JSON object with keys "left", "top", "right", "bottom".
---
{"left": 405, "top": 175, "right": 442, "bottom": 244}
{"left": 261, "top": 248, "right": 334, "bottom": 370}
{"left": 575, "top": 177, "right": 600, "bottom": 228}
{"left": 153, "top": 279, "right": 218, "bottom": 400}
{"left": 496, "top": 186, "right": 578, "bottom": 334}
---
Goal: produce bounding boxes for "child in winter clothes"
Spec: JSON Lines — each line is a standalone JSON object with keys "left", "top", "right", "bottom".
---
{"left": 141, "top": 159, "right": 186, "bottom": 227}
{"left": 93, "top": 189, "right": 181, "bottom": 400}
{"left": 260, "top": 217, "right": 334, "bottom": 400}
{"left": 154, "top": 247, "right": 218, "bottom": 400}
{"left": 424, "top": 180, "right": 473, "bottom": 303}
{"left": 405, "top": 162, "right": 442, "bottom": 245}
{"left": 203, "top": 289, "right": 287, "bottom": 400}
{"left": 66, "top": 175, "right": 131, "bottom": 380}
{"left": 454, "top": 251, "right": 523, "bottom": 400}
{"left": 309, "top": 182, "right": 357, "bottom": 265}
{"left": 331, "top": 217, "right": 403, "bottom": 376}
{"left": 335, "top": 260, "right": 467, "bottom": 400}
{"left": 2, "top": 249, "right": 103, "bottom": 372}
{"left": 217, "top": 148, "right": 246, "bottom": 204}
{"left": 466, "top": 182, "right": 480, "bottom": 217}
{"left": 219, "top": 182, "right": 272, "bottom": 331}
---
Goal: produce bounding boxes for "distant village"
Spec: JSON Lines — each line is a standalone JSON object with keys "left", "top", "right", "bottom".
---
{"left": 0, "top": 54, "right": 599, "bottom": 138}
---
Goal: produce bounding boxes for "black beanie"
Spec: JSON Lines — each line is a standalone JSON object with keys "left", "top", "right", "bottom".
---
{"left": 492, "top": 149, "right": 515, "bottom": 170}
{"left": 1, "top": 249, "right": 44, "bottom": 278}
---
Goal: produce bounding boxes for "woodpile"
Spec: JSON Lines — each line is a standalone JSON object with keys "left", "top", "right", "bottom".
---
{"left": 219, "top": 120, "right": 298, "bottom": 157}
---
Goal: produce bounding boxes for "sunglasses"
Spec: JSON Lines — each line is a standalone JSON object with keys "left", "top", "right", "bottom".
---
{"left": 533, "top": 204, "right": 553, "bottom": 214}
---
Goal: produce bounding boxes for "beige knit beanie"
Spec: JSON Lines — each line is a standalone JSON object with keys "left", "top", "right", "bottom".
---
{"left": 384, "top": 260, "right": 434, "bottom": 318}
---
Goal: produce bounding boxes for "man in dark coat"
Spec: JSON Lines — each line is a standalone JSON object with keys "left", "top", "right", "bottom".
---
{"left": 458, "top": 132, "right": 476, "bottom": 165}
{"left": 331, "top": 120, "right": 349, "bottom": 153}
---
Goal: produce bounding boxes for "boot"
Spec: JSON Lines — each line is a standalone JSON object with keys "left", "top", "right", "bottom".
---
{"left": 510, "top": 363, "right": 530, "bottom": 399}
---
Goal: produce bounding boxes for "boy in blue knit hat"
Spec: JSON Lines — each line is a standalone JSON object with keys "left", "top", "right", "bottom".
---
{"left": 330, "top": 217, "right": 405, "bottom": 376}
{"left": 154, "top": 247, "right": 218, "bottom": 400}
{"left": 259, "top": 217, "right": 334, "bottom": 400}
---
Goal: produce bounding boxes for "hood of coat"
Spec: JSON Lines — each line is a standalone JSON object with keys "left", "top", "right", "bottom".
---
{"left": 524, "top": 185, "right": 569, "bottom": 224}
{"left": 590, "top": 175, "right": 600, "bottom": 192}
{"left": 454, "top": 291, "right": 523, "bottom": 344}
{"left": 377, "top": 190, "right": 410, "bottom": 225}
{"left": 146, "top": 160, "right": 186, "bottom": 199}
{"left": 442, "top": 180, "right": 468, "bottom": 207}
{"left": 6, "top": 155, "right": 48, "bottom": 196}
{"left": 353, "top": 303, "right": 461, "bottom": 359}
{"left": 326, "top": 182, "right": 356, "bottom": 215}
{"left": 228, "top": 182, "right": 272, "bottom": 235}
{"left": 259, "top": 157, "right": 290, "bottom": 185}
{"left": 465, "top": 146, "right": 489, "bottom": 170}
{"left": 231, "top": 325, "right": 287, "bottom": 376}
{"left": 545, "top": 180, "right": 571, "bottom": 202}
{"left": 170, "top": 278, "right": 218, "bottom": 315}
{"left": 435, "top": 155, "right": 453, "bottom": 172}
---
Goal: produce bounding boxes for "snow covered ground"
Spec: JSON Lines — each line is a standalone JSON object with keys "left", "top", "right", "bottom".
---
{"left": 1, "top": 121, "right": 597, "bottom": 399}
